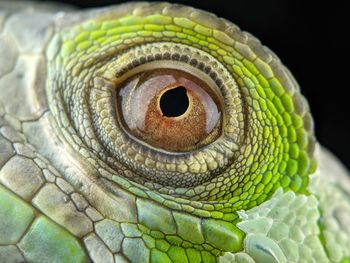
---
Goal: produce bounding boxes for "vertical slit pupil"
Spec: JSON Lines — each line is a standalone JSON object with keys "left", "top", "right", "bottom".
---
{"left": 160, "top": 86, "right": 189, "bottom": 117}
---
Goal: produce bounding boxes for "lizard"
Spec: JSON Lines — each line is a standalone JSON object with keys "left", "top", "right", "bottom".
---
{"left": 0, "top": 1, "right": 349, "bottom": 263}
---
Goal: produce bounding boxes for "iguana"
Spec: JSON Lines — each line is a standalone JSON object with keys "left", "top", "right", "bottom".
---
{"left": 0, "top": 1, "right": 349, "bottom": 263}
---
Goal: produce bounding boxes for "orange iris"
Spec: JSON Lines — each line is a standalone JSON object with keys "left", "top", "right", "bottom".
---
{"left": 118, "top": 69, "right": 222, "bottom": 152}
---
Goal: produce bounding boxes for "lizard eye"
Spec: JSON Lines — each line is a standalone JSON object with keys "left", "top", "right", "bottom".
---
{"left": 85, "top": 42, "right": 243, "bottom": 187}
{"left": 117, "top": 68, "right": 222, "bottom": 152}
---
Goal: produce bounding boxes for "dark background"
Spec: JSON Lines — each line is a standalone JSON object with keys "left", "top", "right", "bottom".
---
{"left": 37, "top": 0, "right": 349, "bottom": 169}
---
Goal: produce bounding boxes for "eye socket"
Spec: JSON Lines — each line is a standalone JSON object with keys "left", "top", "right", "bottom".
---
{"left": 117, "top": 68, "right": 222, "bottom": 152}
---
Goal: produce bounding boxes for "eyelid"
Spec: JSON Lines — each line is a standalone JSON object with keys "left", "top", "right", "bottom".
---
{"left": 103, "top": 60, "right": 223, "bottom": 99}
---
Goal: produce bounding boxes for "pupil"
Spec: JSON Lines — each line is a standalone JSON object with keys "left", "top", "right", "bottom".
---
{"left": 160, "top": 86, "right": 189, "bottom": 117}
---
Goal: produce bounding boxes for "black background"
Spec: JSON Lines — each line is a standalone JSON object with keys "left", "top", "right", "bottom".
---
{"left": 36, "top": 0, "right": 349, "bottom": 169}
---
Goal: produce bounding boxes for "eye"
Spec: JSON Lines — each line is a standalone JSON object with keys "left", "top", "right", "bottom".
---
{"left": 117, "top": 68, "right": 222, "bottom": 152}
{"left": 84, "top": 42, "right": 243, "bottom": 188}
{"left": 47, "top": 6, "right": 316, "bottom": 216}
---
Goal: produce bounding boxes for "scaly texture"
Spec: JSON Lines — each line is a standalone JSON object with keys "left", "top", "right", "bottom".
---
{"left": 0, "top": 2, "right": 349, "bottom": 263}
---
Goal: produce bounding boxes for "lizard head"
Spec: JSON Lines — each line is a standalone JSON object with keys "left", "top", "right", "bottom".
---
{"left": 1, "top": 2, "right": 329, "bottom": 263}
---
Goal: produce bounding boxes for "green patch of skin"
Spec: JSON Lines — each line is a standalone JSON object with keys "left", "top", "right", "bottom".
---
{"left": 168, "top": 246, "right": 189, "bottom": 263}
{"left": 201, "top": 250, "right": 218, "bottom": 263}
{"left": 173, "top": 212, "right": 205, "bottom": 244}
{"left": 186, "top": 248, "right": 202, "bottom": 262}
{"left": 0, "top": 184, "right": 35, "bottom": 245}
{"left": 341, "top": 257, "right": 350, "bottom": 263}
{"left": 137, "top": 198, "right": 176, "bottom": 234}
{"left": 18, "top": 216, "right": 88, "bottom": 263}
{"left": 202, "top": 219, "right": 245, "bottom": 252}
{"left": 155, "top": 239, "right": 170, "bottom": 252}
{"left": 151, "top": 249, "right": 172, "bottom": 263}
